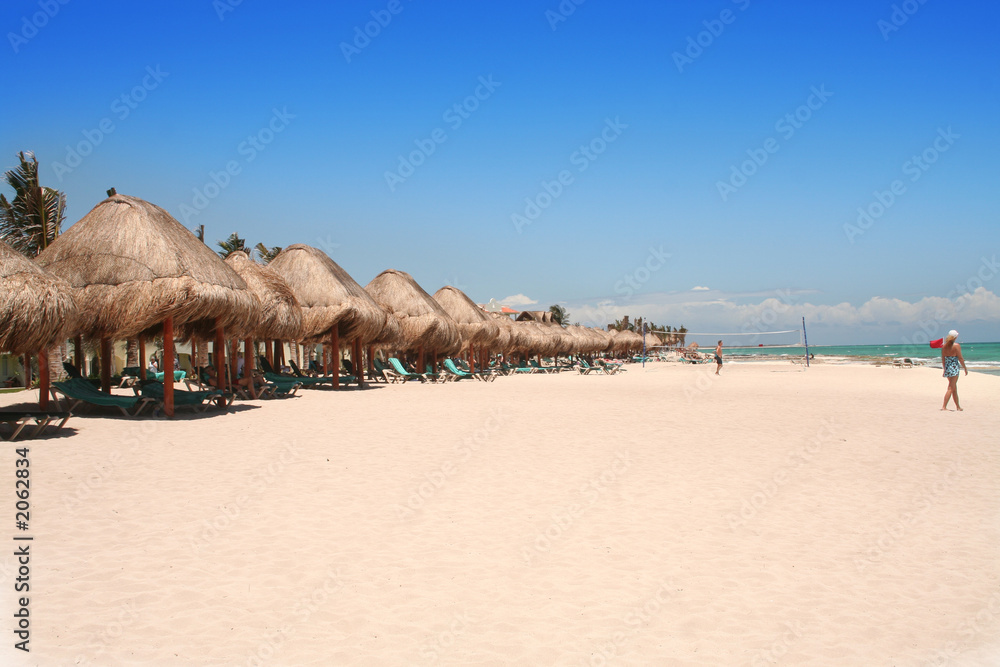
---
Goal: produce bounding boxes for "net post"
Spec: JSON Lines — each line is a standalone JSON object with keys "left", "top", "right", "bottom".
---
{"left": 802, "top": 317, "right": 810, "bottom": 368}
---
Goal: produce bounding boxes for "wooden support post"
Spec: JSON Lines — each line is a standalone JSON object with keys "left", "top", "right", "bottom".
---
{"left": 265, "top": 338, "right": 274, "bottom": 368}
{"left": 367, "top": 345, "right": 375, "bottom": 379}
{"left": 354, "top": 339, "right": 364, "bottom": 387}
{"left": 469, "top": 344, "right": 475, "bottom": 374}
{"left": 331, "top": 329, "right": 340, "bottom": 389}
{"left": 245, "top": 338, "right": 256, "bottom": 399}
{"left": 38, "top": 348, "right": 49, "bottom": 410}
{"left": 100, "top": 337, "right": 112, "bottom": 394}
{"left": 74, "top": 335, "right": 83, "bottom": 373}
{"left": 163, "top": 317, "right": 175, "bottom": 417}
{"left": 214, "top": 320, "right": 227, "bottom": 403}
{"left": 138, "top": 337, "right": 147, "bottom": 380}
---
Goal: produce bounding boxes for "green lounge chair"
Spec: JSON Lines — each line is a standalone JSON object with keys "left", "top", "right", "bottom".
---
{"left": 388, "top": 358, "right": 426, "bottom": 383}
{"left": 0, "top": 410, "right": 72, "bottom": 441}
{"left": 577, "top": 359, "right": 605, "bottom": 375}
{"left": 51, "top": 379, "right": 157, "bottom": 417}
{"left": 289, "top": 360, "right": 336, "bottom": 386}
{"left": 138, "top": 380, "right": 231, "bottom": 411}
{"left": 445, "top": 359, "right": 495, "bottom": 382}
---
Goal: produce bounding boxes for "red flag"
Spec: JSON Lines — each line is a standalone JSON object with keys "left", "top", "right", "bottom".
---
{"left": 929, "top": 338, "right": 944, "bottom": 349}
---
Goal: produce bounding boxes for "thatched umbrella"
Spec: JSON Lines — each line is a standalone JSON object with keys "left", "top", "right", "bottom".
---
{"left": 35, "top": 194, "right": 259, "bottom": 415}
{"left": 643, "top": 330, "right": 664, "bottom": 350}
{"left": 432, "top": 286, "right": 500, "bottom": 373}
{"left": 365, "top": 270, "right": 460, "bottom": 373}
{"left": 269, "top": 244, "right": 388, "bottom": 387}
{"left": 224, "top": 250, "right": 303, "bottom": 397}
{"left": 0, "top": 239, "right": 78, "bottom": 408}
{"left": 487, "top": 312, "right": 516, "bottom": 355}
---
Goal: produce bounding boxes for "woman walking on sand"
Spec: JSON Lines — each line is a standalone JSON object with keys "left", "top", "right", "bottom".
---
{"left": 941, "top": 329, "right": 968, "bottom": 411}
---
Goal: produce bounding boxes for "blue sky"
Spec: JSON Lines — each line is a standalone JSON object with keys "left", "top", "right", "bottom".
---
{"left": 3, "top": 0, "right": 998, "bottom": 345}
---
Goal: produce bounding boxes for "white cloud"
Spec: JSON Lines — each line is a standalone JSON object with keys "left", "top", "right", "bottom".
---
{"left": 691, "top": 286, "right": 710, "bottom": 291}
{"left": 565, "top": 287, "right": 1000, "bottom": 344}
{"left": 499, "top": 293, "right": 538, "bottom": 307}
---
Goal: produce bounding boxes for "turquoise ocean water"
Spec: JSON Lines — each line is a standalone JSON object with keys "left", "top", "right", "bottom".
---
{"left": 720, "top": 342, "right": 1000, "bottom": 376}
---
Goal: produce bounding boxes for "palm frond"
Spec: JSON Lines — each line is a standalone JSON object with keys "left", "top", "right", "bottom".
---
{"left": 0, "top": 152, "right": 65, "bottom": 257}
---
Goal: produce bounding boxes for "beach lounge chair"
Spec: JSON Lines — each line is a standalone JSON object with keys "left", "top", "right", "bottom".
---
{"left": 154, "top": 370, "right": 187, "bottom": 382}
{"left": 443, "top": 358, "right": 476, "bottom": 381}
{"left": 119, "top": 366, "right": 142, "bottom": 388}
{"left": 528, "top": 359, "right": 558, "bottom": 374}
{"left": 388, "top": 358, "right": 426, "bottom": 383}
{"left": 599, "top": 359, "right": 625, "bottom": 375}
{"left": 0, "top": 410, "right": 72, "bottom": 441}
{"left": 446, "top": 358, "right": 496, "bottom": 382}
{"left": 51, "top": 379, "right": 157, "bottom": 417}
{"left": 138, "top": 380, "right": 232, "bottom": 411}
{"left": 576, "top": 359, "right": 604, "bottom": 375}
{"left": 289, "top": 360, "right": 336, "bottom": 386}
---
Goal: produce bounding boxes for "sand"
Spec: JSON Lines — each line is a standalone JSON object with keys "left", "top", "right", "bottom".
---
{"left": 3, "top": 362, "right": 1000, "bottom": 666}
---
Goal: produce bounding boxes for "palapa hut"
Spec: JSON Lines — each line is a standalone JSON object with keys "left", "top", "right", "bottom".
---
{"left": 0, "top": 239, "right": 78, "bottom": 407}
{"left": 365, "top": 270, "right": 461, "bottom": 373}
{"left": 432, "top": 286, "right": 500, "bottom": 372}
{"left": 224, "top": 250, "right": 303, "bottom": 396}
{"left": 268, "top": 244, "right": 389, "bottom": 387}
{"left": 34, "top": 194, "right": 259, "bottom": 416}
{"left": 643, "top": 330, "right": 664, "bottom": 350}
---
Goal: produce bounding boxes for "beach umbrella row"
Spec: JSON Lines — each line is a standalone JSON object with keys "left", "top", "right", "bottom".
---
{"left": 5, "top": 192, "right": 648, "bottom": 415}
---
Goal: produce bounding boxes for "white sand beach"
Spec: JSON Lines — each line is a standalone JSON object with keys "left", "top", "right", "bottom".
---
{"left": 4, "top": 362, "right": 1000, "bottom": 666}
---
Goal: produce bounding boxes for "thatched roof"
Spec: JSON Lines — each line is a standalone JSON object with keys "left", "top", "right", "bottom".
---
{"left": 515, "top": 310, "right": 555, "bottom": 323}
{"left": 432, "top": 286, "right": 500, "bottom": 348}
{"left": 34, "top": 194, "right": 259, "bottom": 340}
{"left": 488, "top": 311, "right": 516, "bottom": 352}
{"left": 0, "top": 240, "right": 77, "bottom": 354}
{"left": 643, "top": 330, "right": 664, "bottom": 348}
{"left": 223, "top": 251, "right": 302, "bottom": 341}
{"left": 365, "top": 270, "right": 461, "bottom": 354}
{"left": 268, "top": 244, "right": 389, "bottom": 343}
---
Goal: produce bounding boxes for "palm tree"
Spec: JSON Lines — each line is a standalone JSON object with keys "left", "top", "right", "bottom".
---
{"left": 0, "top": 152, "right": 65, "bottom": 256}
{"left": 0, "top": 152, "right": 69, "bottom": 383}
{"left": 193, "top": 224, "right": 205, "bottom": 243}
{"left": 216, "top": 232, "right": 247, "bottom": 258}
{"left": 549, "top": 304, "right": 569, "bottom": 327}
{"left": 254, "top": 242, "right": 282, "bottom": 264}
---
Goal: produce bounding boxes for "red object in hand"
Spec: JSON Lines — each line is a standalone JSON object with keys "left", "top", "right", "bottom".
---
{"left": 929, "top": 338, "right": 944, "bottom": 349}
